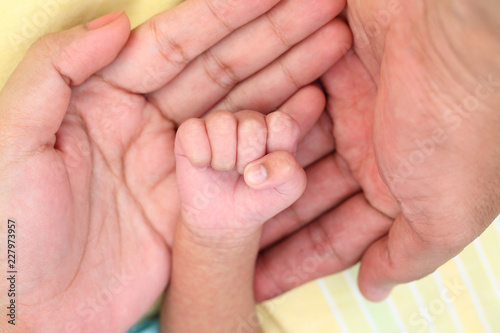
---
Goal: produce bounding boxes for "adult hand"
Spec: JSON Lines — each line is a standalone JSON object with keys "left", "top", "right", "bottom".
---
{"left": 0, "top": 0, "right": 350, "bottom": 331}
{"left": 255, "top": 0, "right": 500, "bottom": 302}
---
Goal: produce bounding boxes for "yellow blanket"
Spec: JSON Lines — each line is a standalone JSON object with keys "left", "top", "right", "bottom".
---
{"left": 1, "top": 1, "right": 499, "bottom": 332}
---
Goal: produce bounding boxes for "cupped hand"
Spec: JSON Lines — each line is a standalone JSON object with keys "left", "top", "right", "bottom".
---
{"left": 255, "top": 0, "right": 500, "bottom": 302}
{"left": 0, "top": 0, "right": 350, "bottom": 331}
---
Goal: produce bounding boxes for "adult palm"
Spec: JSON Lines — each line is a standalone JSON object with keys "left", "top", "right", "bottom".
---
{"left": 0, "top": 0, "right": 349, "bottom": 331}
{"left": 256, "top": 0, "right": 500, "bottom": 301}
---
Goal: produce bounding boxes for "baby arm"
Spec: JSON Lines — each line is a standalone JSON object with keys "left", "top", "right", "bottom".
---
{"left": 161, "top": 110, "right": 307, "bottom": 332}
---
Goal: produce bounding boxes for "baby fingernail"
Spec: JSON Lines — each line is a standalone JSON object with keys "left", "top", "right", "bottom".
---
{"left": 246, "top": 165, "right": 267, "bottom": 185}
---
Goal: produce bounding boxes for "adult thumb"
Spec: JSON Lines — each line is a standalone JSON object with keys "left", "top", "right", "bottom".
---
{"left": 357, "top": 212, "right": 463, "bottom": 302}
{"left": 0, "top": 11, "right": 130, "bottom": 153}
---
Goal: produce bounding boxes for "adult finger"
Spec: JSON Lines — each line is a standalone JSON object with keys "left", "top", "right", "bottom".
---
{"left": 99, "top": 0, "right": 282, "bottom": 93}
{"left": 0, "top": 11, "right": 130, "bottom": 154}
{"left": 275, "top": 84, "right": 327, "bottom": 143}
{"left": 295, "top": 111, "right": 335, "bottom": 167}
{"left": 357, "top": 213, "right": 475, "bottom": 302}
{"left": 148, "top": 0, "right": 346, "bottom": 122}
{"left": 270, "top": 85, "right": 336, "bottom": 168}
{"left": 259, "top": 153, "right": 359, "bottom": 249}
{"left": 233, "top": 83, "right": 326, "bottom": 174}
{"left": 210, "top": 19, "right": 352, "bottom": 117}
{"left": 254, "top": 194, "right": 392, "bottom": 301}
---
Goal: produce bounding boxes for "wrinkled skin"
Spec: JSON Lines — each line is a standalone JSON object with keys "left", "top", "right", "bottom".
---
{"left": 255, "top": 0, "right": 500, "bottom": 301}
{"left": 0, "top": 1, "right": 350, "bottom": 331}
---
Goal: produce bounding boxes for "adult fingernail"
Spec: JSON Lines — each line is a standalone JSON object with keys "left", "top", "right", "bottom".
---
{"left": 368, "top": 287, "right": 392, "bottom": 302}
{"left": 245, "top": 164, "right": 267, "bottom": 185}
{"left": 86, "top": 10, "right": 124, "bottom": 30}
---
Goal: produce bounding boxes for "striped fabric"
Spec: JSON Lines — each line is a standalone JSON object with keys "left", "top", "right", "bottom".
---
{"left": 1, "top": 1, "right": 499, "bottom": 332}
{"left": 258, "top": 217, "right": 500, "bottom": 333}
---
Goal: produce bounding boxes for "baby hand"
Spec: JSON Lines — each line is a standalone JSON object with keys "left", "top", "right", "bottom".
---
{"left": 174, "top": 110, "right": 307, "bottom": 242}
